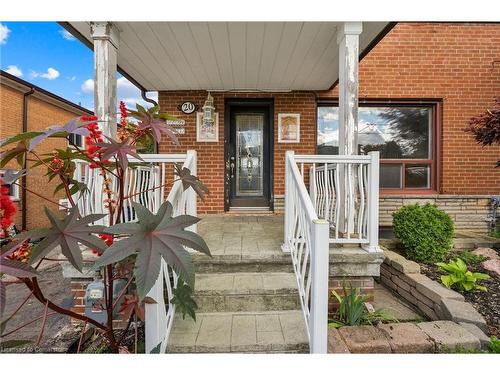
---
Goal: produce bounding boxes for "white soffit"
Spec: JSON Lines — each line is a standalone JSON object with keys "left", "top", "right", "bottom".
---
{"left": 67, "top": 22, "right": 390, "bottom": 91}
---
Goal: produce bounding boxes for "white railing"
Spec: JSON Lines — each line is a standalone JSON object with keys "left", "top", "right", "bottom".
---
{"left": 282, "top": 151, "right": 330, "bottom": 353}
{"left": 282, "top": 151, "right": 380, "bottom": 353}
{"left": 307, "top": 152, "right": 380, "bottom": 251}
{"left": 73, "top": 150, "right": 198, "bottom": 354}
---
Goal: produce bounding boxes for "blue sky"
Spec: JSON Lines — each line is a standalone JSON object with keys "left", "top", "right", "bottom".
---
{"left": 0, "top": 21, "right": 157, "bottom": 111}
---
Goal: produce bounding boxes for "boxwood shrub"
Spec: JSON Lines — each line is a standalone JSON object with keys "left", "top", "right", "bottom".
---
{"left": 392, "top": 203, "right": 454, "bottom": 263}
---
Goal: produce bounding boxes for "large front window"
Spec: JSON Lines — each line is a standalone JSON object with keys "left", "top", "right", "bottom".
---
{"left": 317, "top": 102, "right": 437, "bottom": 191}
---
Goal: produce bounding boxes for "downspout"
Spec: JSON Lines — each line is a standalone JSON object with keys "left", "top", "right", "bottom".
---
{"left": 141, "top": 89, "right": 159, "bottom": 152}
{"left": 21, "top": 88, "right": 35, "bottom": 230}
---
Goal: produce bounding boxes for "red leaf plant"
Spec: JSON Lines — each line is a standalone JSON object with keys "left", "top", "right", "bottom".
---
{"left": 0, "top": 101, "right": 210, "bottom": 353}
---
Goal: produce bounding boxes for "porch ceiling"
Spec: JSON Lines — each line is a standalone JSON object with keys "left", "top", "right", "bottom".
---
{"left": 66, "top": 22, "right": 390, "bottom": 92}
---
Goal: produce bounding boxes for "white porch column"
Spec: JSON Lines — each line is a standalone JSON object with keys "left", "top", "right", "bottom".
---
{"left": 90, "top": 22, "right": 120, "bottom": 138}
{"left": 337, "top": 22, "right": 362, "bottom": 234}
{"left": 337, "top": 22, "right": 362, "bottom": 156}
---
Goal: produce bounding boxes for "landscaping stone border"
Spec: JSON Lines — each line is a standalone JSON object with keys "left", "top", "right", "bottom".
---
{"left": 379, "top": 248, "right": 488, "bottom": 335}
{"left": 327, "top": 321, "right": 483, "bottom": 353}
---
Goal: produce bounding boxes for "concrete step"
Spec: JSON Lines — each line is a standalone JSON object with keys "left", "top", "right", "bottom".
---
{"left": 167, "top": 310, "right": 309, "bottom": 353}
{"left": 194, "top": 253, "right": 293, "bottom": 273}
{"left": 194, "top": 272, "right": 300, "bottom": 312}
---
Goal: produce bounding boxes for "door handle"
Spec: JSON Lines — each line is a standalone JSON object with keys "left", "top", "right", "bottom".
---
{"left": 230, "top": 162, "right": 235, "bottom": 178}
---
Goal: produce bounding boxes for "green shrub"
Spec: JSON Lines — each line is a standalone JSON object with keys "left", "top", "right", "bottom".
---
{"left": 455, "top": 250, "right": 487, "bottom": 265}
{"left": 393, "top": 203, "right": 454, "bottom": 263}
{"left": 490, "top": 336, "right": 500, "bottom": 353}
{"left": 436, "top": 258, "right": 490, "bottom": 292}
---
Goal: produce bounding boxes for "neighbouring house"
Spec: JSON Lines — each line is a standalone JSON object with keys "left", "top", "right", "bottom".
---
{"left": 0, "top": 70, "right": 92, "bottom": 230}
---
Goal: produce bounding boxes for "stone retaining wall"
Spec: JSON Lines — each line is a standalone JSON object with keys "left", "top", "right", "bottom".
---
{"left": 379, "top": 249, "right": 488, "bottom": 332}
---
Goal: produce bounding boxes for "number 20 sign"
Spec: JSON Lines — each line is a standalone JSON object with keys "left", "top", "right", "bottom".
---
{"left": 179, "top": 101, "right": 197, "bottom": 114}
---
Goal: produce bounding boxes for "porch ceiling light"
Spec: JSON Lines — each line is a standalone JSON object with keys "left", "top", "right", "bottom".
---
{"left": 202, "top": 91, "right": 215, "bottom": 126}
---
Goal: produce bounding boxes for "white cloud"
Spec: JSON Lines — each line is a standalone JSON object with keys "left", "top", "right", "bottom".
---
{"left": 31, "top": 67, "right": 60, "bottom": 80}
{"left": 67, "top": 76, "right": 77, "bottom": 81}
{"left": 5, "top": 65, "right": 22, "bottom": 77}
{"left": 81, "top": 78, "right": 94, "bottom": 93}
{"left": 59, "top": 28, "right": 76, "bottom": 41}
{"left": 0, "top": 23, "right": 11, "bottom": 45}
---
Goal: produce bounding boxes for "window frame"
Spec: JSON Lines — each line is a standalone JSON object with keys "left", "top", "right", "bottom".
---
{"left": 68, "top": 133, "right": 84, "bottom": 149}
{"left": 316, "top": 98, "right": 441, "bottom": 195}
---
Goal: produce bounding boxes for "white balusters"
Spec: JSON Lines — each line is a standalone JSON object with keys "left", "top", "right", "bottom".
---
{"left": 283, "top": 151, "right": 380, "bottom": 353}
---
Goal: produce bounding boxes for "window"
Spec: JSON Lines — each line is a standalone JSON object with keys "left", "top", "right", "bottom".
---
{"left": 0, "top": 170, "right": 20, "bottom": 201}
{"left": 68, "top": 133, "right": 83, "bottom": 148}
{"left": 317, "top": 101, "right": 437, "bottom": 191}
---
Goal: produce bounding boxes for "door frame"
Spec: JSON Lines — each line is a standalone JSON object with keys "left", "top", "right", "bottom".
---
{"left": 224, "top": 98, "right": 274, "bottom": 212}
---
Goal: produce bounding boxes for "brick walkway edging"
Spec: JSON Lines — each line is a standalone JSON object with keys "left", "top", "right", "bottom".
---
{"left": 379, "top": 248, "right": 489, "bottom": 333}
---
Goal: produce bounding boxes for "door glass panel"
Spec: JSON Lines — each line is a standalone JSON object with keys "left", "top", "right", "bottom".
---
{"left": 236, "top": 114, "right": 264, "bottom": 196}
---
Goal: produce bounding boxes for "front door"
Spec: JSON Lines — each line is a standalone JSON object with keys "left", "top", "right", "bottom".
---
{"left": 226, "top": 105, "right": 271, "bottom": 209}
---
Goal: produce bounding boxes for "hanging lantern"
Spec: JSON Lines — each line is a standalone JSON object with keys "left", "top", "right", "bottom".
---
{"left": 202, "top": 91, "right": 215, "bottom": 127}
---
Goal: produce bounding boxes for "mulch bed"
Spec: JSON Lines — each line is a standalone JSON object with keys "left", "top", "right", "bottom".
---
{"left": 420, "top": 261, "right": 500, "bottom": 337}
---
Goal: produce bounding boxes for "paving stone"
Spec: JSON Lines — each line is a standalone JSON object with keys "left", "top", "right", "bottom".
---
{"left": 383, "top": 250, "right": 421, "bottom": 274}
{"left": 231, "top": 315, "right": 257, "bottom": 351}
{"left": 417, "top": 300, "right": 440, "bottom": 321}
{"left": 417, "top": 321, "right": 481, "bottom": 351}
{"left": 482, "top": 258, "right": 500, "bottom": 277}
{"left": 167, "top": 333, "right": 197, "bottom": 353}
{"left": 338, "top": 326, "right": 392, "bottom": 353}
{"left": 195, "top": 274, "right": 235, "bottom": 292}
{"left": 256, "top": 314, "right": 281, "bottom": 332}
{"left": 440, "top": 298, "right": 488, "bottom": 332}
{"left": 256, "top": 331, "right": 286, "bottom": 351}
{"left": 472, "top": 247, "right": 499, "bottom": 260}
{"left": 170, "top": 314, "right": 202, "bottom": 334}
{"left": 378, "top": 323, "right": 434, "bottom": 353}
{"left": 372, "top": 283, "right": 422, "bottom": 322}
{"left": 327, "top": 328, "right": 350, "bottom": 353}
{"left": 279, "top": 311, "right": 309, "bottom": 347}
{"left": 195, "top": 315, "right": 232, "bottom": 352}
{"left": 392, "top": 275, "right": 411, "bottom": 292}
{"left": 262, "top": 273, "right": 297, "bottom": 290}
{"left": 233, "top": 273, "right": 264, "bottom": 290}
{"left": 412, "top": 275, "right": 465, "bottom": 303}
{"left": 458, "top": 322, "right": 491, "bottom": 350}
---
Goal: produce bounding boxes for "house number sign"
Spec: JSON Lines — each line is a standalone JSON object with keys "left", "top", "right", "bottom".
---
{"left": 179, "top": 101, "right": 197, "bottom": 114}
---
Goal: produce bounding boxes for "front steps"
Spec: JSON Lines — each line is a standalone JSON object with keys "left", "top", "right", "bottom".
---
{"left": 168, "top": 311, "right": 309, "bottom": 353}
{"left": 167, "top": 215, "right": 309, "bottom": 353}
{"left": 194, "top": 272, "right": 301, "bottom": 312}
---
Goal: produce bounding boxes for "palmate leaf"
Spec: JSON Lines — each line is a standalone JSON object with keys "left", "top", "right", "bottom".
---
{"left": 95, "top": 137, "right": 143, "bottom": 170}
{"left": 173, "top": 164, "right": 209, "bottom": 201}
{"left": 128, "top": 104, "right": 179, "bottom": 145}
{"left": 96, "top": 201, "right": 211, "bottom": 300}
{"left": 28, "top": 118, "right": 91, "bottom": 151}
{"left": 24, "top": 206, "right": 107, "bottom": 272}
{"left": 1, "top": 169, "right": 27, "bottom": 184}
{"left": 0, "top": 131, "right": 43, "bottom": 148}
{"left": 170, "top": 281, "right": 197, "bottom": 321}
{"left": 0, "top": 141, "right": 28, "bottom": 169}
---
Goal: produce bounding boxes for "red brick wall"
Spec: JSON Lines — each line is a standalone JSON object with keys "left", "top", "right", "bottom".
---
{"left": 158, "top": 22, "right": 500, "bottom": 213}
{"left": 157, "top": 91, "right": 317, "bottom": 213}
{"left": 322, "top": 22, "right": 500, "bottom": 195}
{"left": 1, "top": 83, "right": 89, "bottom": 229}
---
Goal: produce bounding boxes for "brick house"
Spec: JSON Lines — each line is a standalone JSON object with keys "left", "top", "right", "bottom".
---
{"left": 0, "top": 70, "right": 92, "bottom": 230}
{"left": 152, "top": 22, "right": 499, "bottom": 231}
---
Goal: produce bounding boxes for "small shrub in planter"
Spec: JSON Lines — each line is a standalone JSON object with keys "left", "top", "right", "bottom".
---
{"left": 392, "top": 203, "right": 454, "bottom": 263}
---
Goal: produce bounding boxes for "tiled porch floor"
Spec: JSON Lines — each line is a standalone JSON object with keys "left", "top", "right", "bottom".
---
{"left": 197, "top": 214, "right": 285, "bottom": 258}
